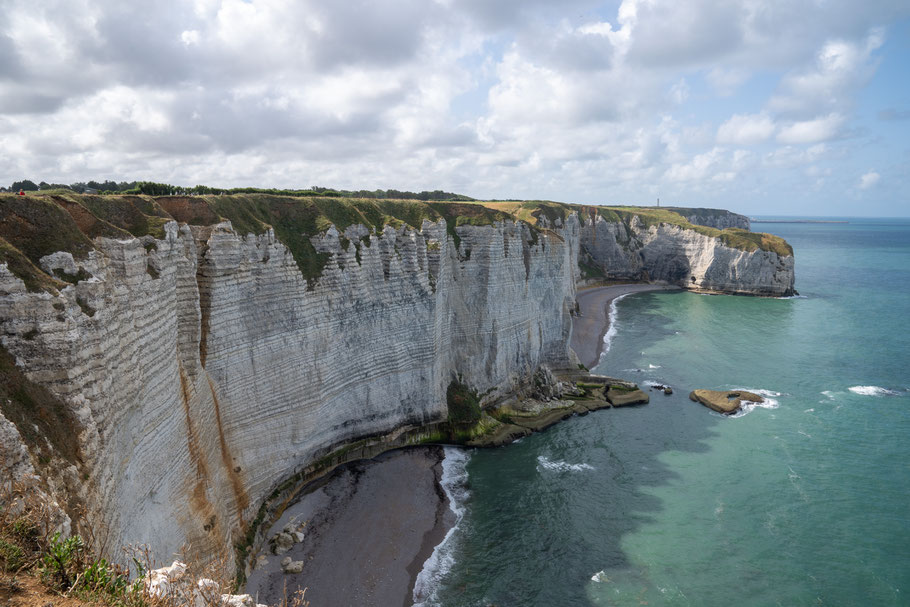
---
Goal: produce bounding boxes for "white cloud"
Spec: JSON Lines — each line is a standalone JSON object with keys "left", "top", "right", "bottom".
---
{"left": 180, "top": 30, "right": 200, "bottom": 46}
{"left": 776, "top": 113, "right": 844, "bottom": 144}
{"left": 768, "top": 32, "right": 883, "bottom": 119}
{"left": 706, "top": 67, "right": 749, "bottom": 96}
{"left": 717, "top": 113, "right": 775, "bottom": 145}
{"left": 0, "top": 0, "right": 907, "bottom": 215}
{"left": 669, "top": 79, "right": 690, "bottom": 104}
{"left": 859, "top": 171, "right": 880, "bottom": 189}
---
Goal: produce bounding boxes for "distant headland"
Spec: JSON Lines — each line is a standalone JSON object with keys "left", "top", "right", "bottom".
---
{"left": 750, "top": 219, "right": 849, "bottom": 224}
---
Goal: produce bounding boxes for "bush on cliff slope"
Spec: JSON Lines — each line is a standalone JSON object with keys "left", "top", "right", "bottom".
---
{"left": 446, "top": 378, "right": 482, "bottom": 425}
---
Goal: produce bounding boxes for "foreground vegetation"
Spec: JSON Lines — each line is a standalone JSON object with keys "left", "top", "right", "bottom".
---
{"left": 0, "top": 485, "right": 311, "bottom": 607}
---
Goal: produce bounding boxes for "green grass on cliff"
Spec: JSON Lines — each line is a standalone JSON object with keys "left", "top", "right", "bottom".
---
{"left": 0, "top": 345, "right": 82, "bottom": 466}
{"left": 648, "top": 206, "right": 740, "bottom": 219}
{"left": 0, "top": 238, "right": 65, "bottom": 292}
{"left": 75, "top": 195, "right": 171, "bottom": 239}
{"left": 0, "top": 193, "right": 792, "bottom": 293}
{"left": 481, "top": 201, "right": 791, "bottom": 257}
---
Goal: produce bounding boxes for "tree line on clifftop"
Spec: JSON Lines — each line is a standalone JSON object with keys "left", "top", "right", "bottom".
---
{"left": 3, "top": 179, "right": 474, "bottom": 201}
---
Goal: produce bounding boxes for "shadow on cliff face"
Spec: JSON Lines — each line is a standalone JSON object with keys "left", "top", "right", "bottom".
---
{"left": 430, "top": 296, "right": 722, "bottom": 606}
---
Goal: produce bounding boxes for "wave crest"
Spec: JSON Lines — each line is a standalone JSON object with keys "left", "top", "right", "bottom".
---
{"left": 848, "top": 385, "right": 904, "bottom": 397}
{"left": 729, "top": 387, "right": 781, "bottom": 418}
{"left": 601, "top": 294, "right": 630, "bottom": 355}
{"left": 412, "top": 447, "right": 471, "bottom": 607}
{"left": 537, "top": 456, "right": 595, "bottom": 472}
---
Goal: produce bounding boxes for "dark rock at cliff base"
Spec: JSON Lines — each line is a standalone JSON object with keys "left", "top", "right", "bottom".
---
{"left": 465, "top": 423, "right": 531, "bottom": 447}
{"left": 663, "top": 387, "right": 673, "bottom": 395}
{"left": 606, "top": 386, "right": 649, "bottom": 407}
{"left": 689, "top": 389, "right": 764, "bottom": 414}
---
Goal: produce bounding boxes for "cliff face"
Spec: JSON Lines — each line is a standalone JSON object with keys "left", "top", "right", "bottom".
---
{"left": 662, "top": 207, "right": 751, "bottom": 230}
{"left": 0, "top": 209, "right": 576, "bottom": 566}
{"left": 577, "top": 214, "right": 794, "bottom": 296}
{"left": 0, "top": 195, "right": 791, "bottom": 569}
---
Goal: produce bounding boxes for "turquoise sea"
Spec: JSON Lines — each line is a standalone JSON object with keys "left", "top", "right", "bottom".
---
{"left": 420, "top": 218, "right": 910, "bottom": 606}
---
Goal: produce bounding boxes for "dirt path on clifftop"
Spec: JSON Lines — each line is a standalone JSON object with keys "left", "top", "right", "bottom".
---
{"left": 571, "top": 284, "right": 681, "bottom": 370}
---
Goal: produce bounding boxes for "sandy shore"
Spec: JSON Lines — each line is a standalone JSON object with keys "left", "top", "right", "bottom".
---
{"left": 571, "top": 283, "right": 680, "bottom": 369}
{"left": 244, "top": 446, "right": 454, "bottom": 607}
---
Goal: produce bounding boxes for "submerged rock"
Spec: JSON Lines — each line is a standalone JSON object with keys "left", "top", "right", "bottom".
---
{"left": 689, "top": 389, "right": 764, "bottom": 414}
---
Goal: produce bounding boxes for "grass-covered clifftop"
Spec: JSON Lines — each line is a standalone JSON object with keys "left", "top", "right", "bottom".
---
{"left": 0, "top": 193, "right": 791, "bottom": 292}
{"left": 480, "top": 201, "right": 791, "bottom": 256}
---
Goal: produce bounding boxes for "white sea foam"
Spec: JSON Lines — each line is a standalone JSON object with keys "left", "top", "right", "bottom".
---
{"left": 648, "top": 364, "right": 661, "bottom": 369}
{"left": 537, "top": 456, "right": 595, "bottom": 472}
{"left": 412, "top": 447, "right": 471, "bottom": 607}
{"left": 777, "top": 294, "right": 808, "bottom": 300}
{"left": 591, "top": 570, "right": 610, "bottom": 583}
{"left": 729, "top": 388, "right": 781, "bottom": 418}
{"left": 821, "top": 390, "right": 838, "bottom": 400}
{"left": 601, "top": 294, "right": 629, "bottom": 355}
{"left": 848, "top": 385, "right": 903, "bottom": 397}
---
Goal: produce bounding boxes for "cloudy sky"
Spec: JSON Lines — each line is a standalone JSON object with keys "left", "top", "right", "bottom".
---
{"left": 1, "top": 0, "right": 909, "bottom": 216}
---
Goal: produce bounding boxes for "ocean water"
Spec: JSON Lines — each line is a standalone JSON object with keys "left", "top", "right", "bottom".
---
{"left": 424, "top": 218, "right": 910, "bottom": 606}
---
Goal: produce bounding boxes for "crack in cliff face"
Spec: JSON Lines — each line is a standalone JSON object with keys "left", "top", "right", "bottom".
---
{"left": 207, "top": 375, "right": 249, "bottom": 525}
{"left": 195, "top": 236, "right": 212, "bottom": 367}
{"left": 178, "top": 363, "right": 217, "bottom": 536}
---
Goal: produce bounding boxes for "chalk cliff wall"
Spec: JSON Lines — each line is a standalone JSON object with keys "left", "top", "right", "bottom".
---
{"left": 662, "top": 207, "right": 751, "bottom": 230}
{"left": 0, "top": 195, "right": 791, "bottom": 570}
{"left": 0, "top": 208, "right": 577, "bottom": 566}
{"left": 575, "top": 214, "right": 794, "bottom": 296}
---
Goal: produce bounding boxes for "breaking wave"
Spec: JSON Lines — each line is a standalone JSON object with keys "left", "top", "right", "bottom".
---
{"left": 848, "top": 385, "right": 904, "bottom": 397}
{"left": 729, "top": 388, "right": 781, "bottom": 418}
{"left": 537, "top": 456, "right": 595, "bottom": 472}
{"left": 601, "top": 294, "right": 629, "bottom": 355}
{"left": 412, "top": 448, "right": 471, "bottom": 607}
{"left": 591, "top": 570, "right": 610, "bottom": 583}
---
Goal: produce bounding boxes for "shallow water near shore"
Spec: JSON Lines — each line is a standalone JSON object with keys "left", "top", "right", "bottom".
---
{"left": 426, "top": 218, "right": 910, "bottom": 605}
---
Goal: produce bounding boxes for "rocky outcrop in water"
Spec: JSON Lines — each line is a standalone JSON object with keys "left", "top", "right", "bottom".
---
{"left": 689, "top": 389, "right": 765, "bottom": 414}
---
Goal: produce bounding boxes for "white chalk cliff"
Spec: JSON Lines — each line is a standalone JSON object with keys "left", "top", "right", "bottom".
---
{"left": 575, "top": 214, "right": 794, "bottom": 296}
{"left": 0, "top": 196, "right": 793, "bottom": 572}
